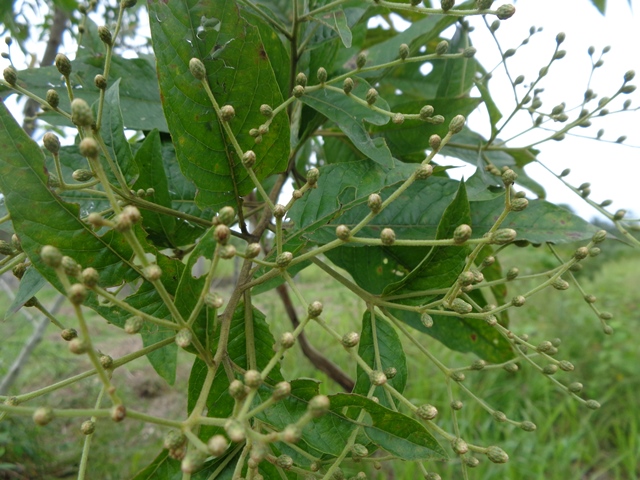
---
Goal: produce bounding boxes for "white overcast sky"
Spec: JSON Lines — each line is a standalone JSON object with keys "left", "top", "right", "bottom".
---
{"left": 2, "top": 0, "right": 638, "bottom": 220}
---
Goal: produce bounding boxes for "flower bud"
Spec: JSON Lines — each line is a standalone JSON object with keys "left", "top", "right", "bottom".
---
{"left": 295, "top": 72, "right": 307, "bottom": 87}
{"left": 189, "top": 58, "right": 206, "bottom": 80}
{"left": 341, "top": 331, "right": 360, "bottom": 348}
{"left": 40, "top": 133, "right": 62, "bottom": 157}
{"left": 242, "top": 150, "right": 256, "bottom": 168}
{"left": 68, "top": 338, "right": 88, "bottom": 354}
{"left": 175, "top": 328, "right": 192, "bottom": 348}
{"left": 496, "top": 4, "right": 516, "bottom": 19}
{"left": 435, "top": 40, "right": 449, "bottom": 55}
{"left": 613, "top": 209, "right": 626, "bottom": 220}
{"left": 511, "top": 295, "right": 525, "bottom": 307}
{"left": 72, "top": 169, "right": 94, "bottom": 182}
{"left": 100, "top": 354, "right": 113, "bottom": 369}
{"left": 453, "top": 224, "right": 472, "bottom": 244}
{"left": 272, "top": 381, "right": 291, "bottom": 401}
{"left": 259, "top": 103, "right": 273, "bottom": 117}
{"left": 292, "top": 85, "right": 305, "bottom": 97}
{"left": 244, "top": 369, "right": 262, "bottom": 389}
{"left": 463, "top": 47, "right": 476, "bottom": 58}
{"left": 80, "top": 420, "right": 95, "bottom": 435}
{"left": 356, "top": 52, "right": 367, "bottom": 69}
{"left": 492, "top": 410, "right": 507, "bottom": 422}
{"left": 308, "top": 301, "right": 323, "bottom": 318}
{"left": 490, "top": 228, "right": 517, "bottom": 245}
{"left": 399, "top": 43, "right": 410, "bottom": 60}
{"left": 124, "top": 316, "right": 143, "bottom": 334}
{"left": 620, "top": 85, "right": 636, "bottom": 94}
{"left": 220, "top": 104, "right": 235, "bottom": 121}
{"left": 365, "top": 88, "right": 378, "bottom": 105}
{"left": 568, "top": 382, "right": 583, "bottom": 393}
{"left": 111, "top": 405, "right": 127, "bottom": 422}
{"left": 225, "top": 419, "right": 245, "bottom": 442}
{"left": 440, "top": 0, "right": 454, "bottom": 11}
{"left": 55, "top": 54, "right": 72, "bottom": 76}
{"left": 240, "top": 244, "right": 261, "bottom": 261}
{"left": 542, "top": 364, "right": 558, "bottom": 375}
{"left": 204, "top": 292, "right": 224, "bottom": 309}
{"left": 415, "top": 164, "right": 433, "bottom": 180}
{"left": 164, "top": 430, "right": 187, "bottom": 452}
{"left": 552, "top": 278, "right": 569, "bottom": 290}
{"left": 33, "top": 407, "right": 54, "bottom": 426}
{"left": 428, "top": 135, "right": 442, "bottom": 152}
{"left": 3, "top": 65, "right": 17, "bottom": 85}
{"left": 121, "top": 0, "right": 138, "bottom": 8}
{"left": 67, "top": 283, "right": 87, "bottom": 305}
{"left": 486, "top": 446, "right": 509, "bottom": 464}
{"left": 79, "top": 137, "right": 99, "bottom": 158}
{"left": 510, "top": 197, "right": 528, "bottom": 211}
{"left": 392, "top": 113, "right": 404, "bottom": 124}
{"left": 420, "top": 311, "right": 433, "bottom": 328}
{"left": 573, "top": 247, "right": 589, "bottom": 260}
{"left": 208, "top": 435, "right": 228, "bottom": 456}
{"left": 144, "top": 265, "right": 162, "bottom": 281}
{"left": 317, "top": 67, "right": 327, "bottom": 83}
{"left": 336, "top": 224, "right": 351, "bottom": 241}
{"left": 416, "top": 404, "right": 438, "bottom": 420}
{"left": 450, "top": 298, "right": 472, "bottom": 314}
{"left": 343, "top": 77, "right": 354, "bottom": 94}
{"left": 451, "top": 438, "right": 468, "bottom": 455}
{"left": 448, "top": 114, "right": 465, "bottom": 134}
{"left": 61, "top": 256, "right": 81, "bottom": 277}
{"left": 46, "top": 89, "right": 60, "bottom": 109}
{"left": 276, "top": 454, "right": 294, "bottom": 470}
{"left": 308, "top": 395, "right": 330, "bottom": 417}
{"left": 369, "top": 370, "right": 387, "bottom": 386}
{"left": 214, "top": 224, "right": 231, "bottom": 245}
{"left": 71, "top": 98, "right": 94, "bottom": 127}
{"left": 586, "top": 399, "right": 600, "bottom": 410}
{"left": 273, "top": 251, "right": 292, "bottom": 268}
{"left": 501, "top": 169, "right": 517, "bottom": 186}
{"left": 367, "top": 193, "right": 382, "bottom": 213}
{"left": 61, "top": 328, "right": 78, "bottom": 341}
{"left": 302, "top": 167, "right": 319, "bottom": 187}
{"left": 380, "top": 228, "right": 396, "bottom": 245}
{"left": 98, "top": 25, "right": 112, "bottom": 45}
{"left": 94, "top": 74, "right": 107, "bottom": 90}
{"left": 277, "top": 332, "right": 295, "bottom": 351}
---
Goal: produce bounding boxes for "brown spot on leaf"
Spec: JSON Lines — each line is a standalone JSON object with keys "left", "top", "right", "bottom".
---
{"left": 258, "top": 46, "right": 267, "bottom": 60}
{"left": 470, "top": 334, "right": 477, "bottom": 342}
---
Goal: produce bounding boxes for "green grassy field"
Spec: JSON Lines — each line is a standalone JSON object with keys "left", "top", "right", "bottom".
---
{"left": 1, "top": 242, "right": 638, "bottom": 479}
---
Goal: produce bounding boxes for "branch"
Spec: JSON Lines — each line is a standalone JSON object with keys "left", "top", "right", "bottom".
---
{"left": 276, "top": 284, "right": 354, "bottom": 391}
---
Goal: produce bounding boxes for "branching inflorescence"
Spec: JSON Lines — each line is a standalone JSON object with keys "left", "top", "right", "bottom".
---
{"left": 0, "top": 0, "right": 637, "bottom": 478}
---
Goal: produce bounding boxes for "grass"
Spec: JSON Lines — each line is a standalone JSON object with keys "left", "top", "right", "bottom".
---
{"left": 0, "top": 241, "right": 639, "bottom": 479}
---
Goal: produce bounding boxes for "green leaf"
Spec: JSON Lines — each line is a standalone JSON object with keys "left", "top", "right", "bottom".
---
{"left": 329, "top": 393, "right": 447, "bottom": 460}
{"left": 354, "top": 311, "right": 407, "bottom": 409}
{"left": 0, "top": 56, "right": 167, "bottom": 132}
{"left": 0, "top": 101, "right": 135, "bottom": 287}
{"left": 97, "top": 79, "right": 138, "bottom": 184}
{"left": 384, "top": 180, "right": 471, "bottom": 297}
{"left": 301, "top": 77, "right": 393, "bottom": 167}
{"left": 147, "top": 0, "right": 289, "bottom": 210}
{"left": 188, "top": 303, "right": 283, "bottom": 438}
{"left": 132, "top": 130, "right": 177, "bottom": 247}
{"left": 590, "top": 0, "right": 606, "bottom": 14}
{"left": 4, "top": 267, "right": 46, "bottom": 319}
{"left": 334, "top": 9, "right": 353, "bottom": 48}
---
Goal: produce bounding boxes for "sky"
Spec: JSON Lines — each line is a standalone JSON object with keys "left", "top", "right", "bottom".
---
{"left": 2, "top": 0, "right": 638, "bottom": 221}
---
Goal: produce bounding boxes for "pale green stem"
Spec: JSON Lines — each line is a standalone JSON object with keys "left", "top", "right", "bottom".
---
{"left": 92, "top": 285, "right": 179, "bottom": 330}
{"left": 244, "top": 290, "right": 257, "bottom": 371}
{"left": 72, "top": 303, "right": 122, "bottom": 405}
{"left": 186, "top": 249, "right": 221, "bottom": 327}
{"left": 77, "top": 386, "right": 105, "bottom": 480}
{"left": 185, "top": 366, "right": 217, "bottom": 426}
